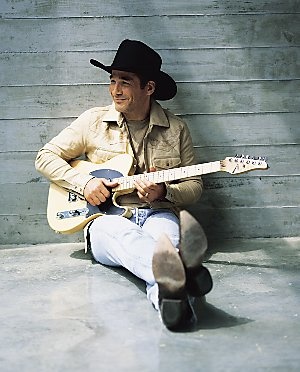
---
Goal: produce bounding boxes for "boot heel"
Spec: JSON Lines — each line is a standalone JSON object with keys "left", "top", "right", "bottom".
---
{"left": 160, "top": 298, "right": 189, "bottom": 330}
{"left": 187, "top": 266, "right": 213, "bottom": 297}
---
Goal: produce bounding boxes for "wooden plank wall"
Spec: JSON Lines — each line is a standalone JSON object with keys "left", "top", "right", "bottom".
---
{"left": 0, "top": 0, "right": 299, "bottom": 244}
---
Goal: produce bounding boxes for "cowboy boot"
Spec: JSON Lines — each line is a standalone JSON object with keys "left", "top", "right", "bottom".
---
{"left": 179, "top": 210, "right": 213, "bottom": 297}
{"left": 152, "top": 234, "right": 193, "bottom": 330}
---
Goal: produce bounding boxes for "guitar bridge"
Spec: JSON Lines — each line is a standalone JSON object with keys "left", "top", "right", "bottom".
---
{"left": 56, "top": 208, "right": 89, "bottom": 219}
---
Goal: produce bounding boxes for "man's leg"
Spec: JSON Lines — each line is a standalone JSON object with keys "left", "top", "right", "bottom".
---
{"left": 88, "top": 210, "right": 212, "bottom": 331}
{"left": 141, "top": 209, "right": 180, "bottom": 248}
{"left": 179, "top": 210, "right": 213, "bottom": 297}
{"left": 141, "top": 210, "right": 180, "bottom": 310}
{"left": 88, "top": 215, "right": 156, "bottom": 285}
{"left": 151, "top": 210, "right": 213, "bottom": 330}
{"left": 88, "top": 210, "right": 180, "bottom": 311}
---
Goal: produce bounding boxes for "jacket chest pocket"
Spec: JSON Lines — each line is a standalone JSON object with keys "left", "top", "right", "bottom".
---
{"left": 90, "top": 132, "right": 128, "bottom": 163}
{"left": 152, "top": 156, "right": 181, "bottom": 170}
{"left": 147, "top": 130, "right": 181, "bottom": 169}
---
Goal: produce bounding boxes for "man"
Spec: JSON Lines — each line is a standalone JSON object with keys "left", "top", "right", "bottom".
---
{"left": 35, "top": 39, "right": 212, "bottom": 330}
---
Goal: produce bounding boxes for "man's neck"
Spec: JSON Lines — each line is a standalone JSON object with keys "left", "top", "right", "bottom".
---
{"left": 123, "top": 111, "right": 149, "bottom": 121}
{"left": 123, "top": 101, "right": 151, "bottom": 121}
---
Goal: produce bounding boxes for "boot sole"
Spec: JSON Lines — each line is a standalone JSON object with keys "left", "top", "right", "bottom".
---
{"left": 152, "top": 234, "right": 186, "bottom": 298}
{"left": 179, "top": 211, "right": 213, "bottom": 297}
{"left": 152, "top": 234, "right": 188, "bottom": 329}
{"left": 179, "top": 210, "right": 208, "bottom": 271}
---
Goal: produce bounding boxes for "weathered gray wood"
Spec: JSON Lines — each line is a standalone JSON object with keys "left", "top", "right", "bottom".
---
{"left": 0, "top": 155, "right": 44, "bottom": 185}
{"left": 192, "top": 206, "right": 300, "bottom": 239}
{"left": 1, "top": 113, "right": 299, "bottom": 153}
{"left": 188, "top": 113, "right": 300, "bottom": 147}
{"left": 2, "top": 47, "right": 300, "bottom": 86}
{"left": 0, "top": 145, "right": 298, "bottom": 186}
{"left": 194, "top": 145, "right": 300, "bottom": 176}
{"left": 0, "top": 1, "right": 298, "bottom": 244}
{"left": 201, "top": 176, "right": 300, "bottom": 208}
{"left": 1, "top": 206, "right": 298, "bottom": 245}
{"left": 1, "top": 14, "right": 299, "bottom": 53}
{"left": 1, "top": 0, "right": 299, "bottom": 18}
{"left": 2, "top": 80, "right": 300, "bottom": 120}
{"left": 0, "top": 215, "right": 83, "bottom": 245}
{"left": 0, "top": 176, "right": 298, "bottom": 217}
{"left": 0, "top": 119, "right": 74, "bottom": 152}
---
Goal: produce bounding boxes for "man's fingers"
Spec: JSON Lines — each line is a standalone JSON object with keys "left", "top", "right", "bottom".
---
{"left": 103, "top": 179, "right": 119, "bottom": 190}
{"left": 134, "top": 180, "right": 150, "bottom": 196}
{"left": 84, "top": 177, "right": 118, "bottom": 205}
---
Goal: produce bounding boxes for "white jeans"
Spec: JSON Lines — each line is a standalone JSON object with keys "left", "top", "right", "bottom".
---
{"left": 88, "top": 209, "right": 180, "bottom": 310}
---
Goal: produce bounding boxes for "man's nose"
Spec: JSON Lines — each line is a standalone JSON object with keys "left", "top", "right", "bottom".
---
{"left": 113, "top": 82, "right": 122, "bottom": 95}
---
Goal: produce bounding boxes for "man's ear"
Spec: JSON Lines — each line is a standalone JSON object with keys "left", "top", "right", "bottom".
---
{"left": 147, "top": 81, "right": 156, "bottom": 96}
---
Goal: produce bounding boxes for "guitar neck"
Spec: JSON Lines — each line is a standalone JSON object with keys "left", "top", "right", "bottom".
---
{"left": 113, "top": 161, "right": 221, "bottom": 191}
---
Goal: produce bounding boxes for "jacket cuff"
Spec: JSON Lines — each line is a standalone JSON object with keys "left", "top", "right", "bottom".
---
{"left": 70, "top": 174, "right": 95, "bottom": 195}
{"left": 164, "top": 183, "right": 176, "bottom": 203}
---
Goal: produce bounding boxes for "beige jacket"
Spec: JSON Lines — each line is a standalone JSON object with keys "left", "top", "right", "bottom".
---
{"left": 35, "top": 100, "right": 203, "bottom": 210}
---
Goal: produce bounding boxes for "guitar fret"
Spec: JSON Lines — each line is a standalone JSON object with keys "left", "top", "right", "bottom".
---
{"left": 114, "top": 161, "right": 221, "bottom": 192}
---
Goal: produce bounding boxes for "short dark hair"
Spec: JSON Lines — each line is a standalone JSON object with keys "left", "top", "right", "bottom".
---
{"left": 135, "top": 71, "right": 156, "bottom": 90}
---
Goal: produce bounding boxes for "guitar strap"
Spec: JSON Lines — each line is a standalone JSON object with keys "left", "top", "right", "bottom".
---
{"left": 125, "top": 123, "right": 139, "bottom": 166}
{"left": 84, "top": 220, "right": 95, "bottom": 254}
{"left": 125, "top": 119, "right": 150, "bottom": 174}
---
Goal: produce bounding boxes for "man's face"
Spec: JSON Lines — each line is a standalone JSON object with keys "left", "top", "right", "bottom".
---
{"left": 109, "top": 70, "right": 154, "bottom": 120}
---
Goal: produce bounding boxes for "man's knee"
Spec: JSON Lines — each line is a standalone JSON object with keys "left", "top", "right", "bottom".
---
{"left": 91, "top": 215, "right": 132, "bottom": 232}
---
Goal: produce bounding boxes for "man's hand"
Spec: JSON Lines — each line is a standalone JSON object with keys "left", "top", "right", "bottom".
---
{"left": 134, "top": 167, "right": 166, "bottom": 203}
{"left": 83, "top": 178, "right": 118, "bottom": 206}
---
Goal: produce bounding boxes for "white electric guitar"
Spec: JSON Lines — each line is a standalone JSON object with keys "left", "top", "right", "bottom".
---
{"left": 47, "top": 153, "right": 268, "bottom": 234}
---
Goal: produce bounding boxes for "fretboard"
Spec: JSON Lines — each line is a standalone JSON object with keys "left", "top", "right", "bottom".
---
{"left": 113, "top": 161, "right": 221, "bottom": 191}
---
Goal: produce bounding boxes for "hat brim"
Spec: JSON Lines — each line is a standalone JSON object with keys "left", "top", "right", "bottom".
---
{"left": 90, "top": 58, "right": 177, "bottom": 101}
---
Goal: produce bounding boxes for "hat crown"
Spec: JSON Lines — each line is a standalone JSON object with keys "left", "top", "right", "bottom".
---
{"left": 111, "top": 39, "right": 162, "bottom": 74}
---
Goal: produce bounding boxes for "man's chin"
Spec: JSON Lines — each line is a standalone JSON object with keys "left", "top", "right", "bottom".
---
{"left": 114, "top": 102, "right": 126, "bottom": 112}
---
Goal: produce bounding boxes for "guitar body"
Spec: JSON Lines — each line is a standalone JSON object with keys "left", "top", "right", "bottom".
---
{"left": 47, "top": 154, "right": 135, "bottom": 234}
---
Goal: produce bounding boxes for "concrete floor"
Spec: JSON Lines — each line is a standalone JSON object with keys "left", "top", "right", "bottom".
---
{"left": 0, "top": 237, "right": 299, "bottom": 372}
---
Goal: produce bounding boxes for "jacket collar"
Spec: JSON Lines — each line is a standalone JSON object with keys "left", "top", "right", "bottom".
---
{"left": 103, "top": 100, "right": 170, "bottom": 128}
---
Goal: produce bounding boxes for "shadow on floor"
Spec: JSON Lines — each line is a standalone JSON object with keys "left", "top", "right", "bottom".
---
{"left": 191, "top": 297, "right": 253, "bottom": 331}
{"left": 70, "top": 248, "right": 252, "bottom": 333}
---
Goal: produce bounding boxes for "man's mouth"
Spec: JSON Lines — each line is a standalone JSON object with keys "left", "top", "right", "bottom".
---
{"left": 114, "top": 98, "right": 126, "bottom": 103}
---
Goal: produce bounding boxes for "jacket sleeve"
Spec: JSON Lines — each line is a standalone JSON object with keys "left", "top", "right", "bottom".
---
{"left": 164, "top": 123, "right": 203, "bottom": 206}
{"left": 35, "top": 109, "right": 95, "bottom": 195}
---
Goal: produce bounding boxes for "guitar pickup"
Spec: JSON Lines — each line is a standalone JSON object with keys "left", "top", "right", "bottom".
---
{"left": 68, "top": 192, "right": 84, "bottom": 202}
{"left": 56, "top": 208, "right": 89, "bottom": 219}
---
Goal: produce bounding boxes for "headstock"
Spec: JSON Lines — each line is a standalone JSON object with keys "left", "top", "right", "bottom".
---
{"left": 221, "top": 155, "right": 268, "bottom": 174}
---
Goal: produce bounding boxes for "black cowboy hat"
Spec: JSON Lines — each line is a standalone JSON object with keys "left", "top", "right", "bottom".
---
{"left": 90, "top": 39, "right": 177, "bottom": 101}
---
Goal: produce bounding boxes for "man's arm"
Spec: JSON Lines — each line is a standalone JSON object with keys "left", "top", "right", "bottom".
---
{"left": 35, "top": 109, "right": 100, "bottom": 195}
{"left": 163, "top": 122, "right": 203, "bottom": 206}
{"left": 36, "top": 109, "right": 120, "bottom": 206}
